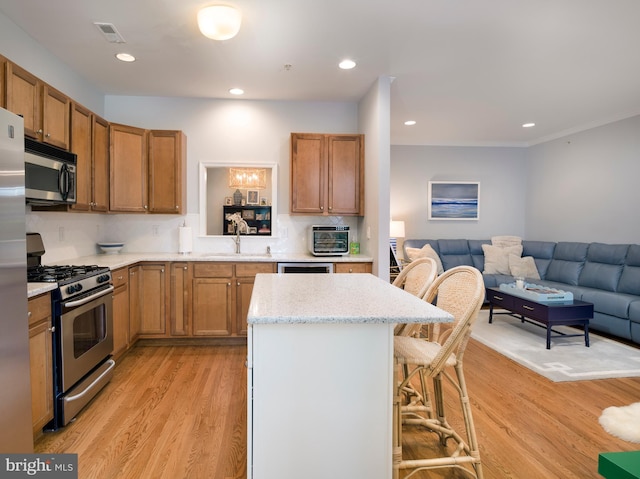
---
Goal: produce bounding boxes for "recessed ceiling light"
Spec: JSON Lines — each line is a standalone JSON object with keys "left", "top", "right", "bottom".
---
{"left": 404, "top": 120, "right": 417, "bottom": 126}
{"left": 229, "top": 88, "right": 244, "bottom": 95}
{"left": 115, "top": 53, "right": 135, "bottom": 62}
{"left": 522, "top": 122, "right": 535, "bottom": 128}
{"left": 338, "top": 59, "right": 356, "bottom": 70}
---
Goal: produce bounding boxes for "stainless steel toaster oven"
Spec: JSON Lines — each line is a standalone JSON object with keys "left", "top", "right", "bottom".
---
{"left": 308, "top": 225, "right": 349, "bottom": 256}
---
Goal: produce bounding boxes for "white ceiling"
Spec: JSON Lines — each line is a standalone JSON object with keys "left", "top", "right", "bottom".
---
{"left": 2, "top": 0, "right": 640, "bottom": 146}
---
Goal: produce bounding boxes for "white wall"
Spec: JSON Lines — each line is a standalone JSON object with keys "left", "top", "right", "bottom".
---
{"left": 390, "top": 145, "right": 527, "bottom": 240}
{"left": 359, "top": 77, "right": 392, "bottom": 278}
{"left": 525, "top": 114, "right": 640, "bottom": 243}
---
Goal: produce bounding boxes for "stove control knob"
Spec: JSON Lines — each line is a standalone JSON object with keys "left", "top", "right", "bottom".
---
{"left": 76, "top": 284, "right": 83, "bottom": 292}
{"left": 66, "top": 285, "right": 75, "bottom": 294}
{"left": 97, "top": 274, "right": 110, "bottom": 283}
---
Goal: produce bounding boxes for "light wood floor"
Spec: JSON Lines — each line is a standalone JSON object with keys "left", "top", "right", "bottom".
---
{"left": 35, "top": 339, "right": 640, "bottom": 479}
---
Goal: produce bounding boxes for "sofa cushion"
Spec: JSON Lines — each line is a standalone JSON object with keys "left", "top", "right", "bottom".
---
{"left": 482, "top": 244, "right": 523, "bottom": 275}
{"left": 508, "top": 254, "right": 540, "bottom": 280}
{"left": 545, "top": 242, "right": 588, "bottom": 286}
{"left": 491, "top": 235, "right": 522, "bottom": 248}
{"left": 618, "top": 245, "right": 640, "bottom": 295}
{"left": 578, "top": 243, "right": 628, "bottom": 292}
{"left": 522, "top": 241, "right": 556, "bottom": 278}
{"left": 405, "top": 243, "right": 444, "bottom": 274}
{"left": 402, "top": 239, "right": 439, "bottom": 262}
{"left": 468, "top": 240, "right": 490, "bottom": 271}
{"left": 437, "top": 239, "right": 473, "bottom": 270}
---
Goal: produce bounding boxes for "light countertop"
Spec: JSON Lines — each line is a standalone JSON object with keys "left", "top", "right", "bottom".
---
{"left": 28, "top": 252, "right": 373, "bottom": 298}
{"left": 247, "top": 273, "right": 453, "bottom": 325}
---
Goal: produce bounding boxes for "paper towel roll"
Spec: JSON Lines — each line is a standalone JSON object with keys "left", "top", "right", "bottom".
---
{"left": 179, "top": 226, "right": 192, "bottom": 254}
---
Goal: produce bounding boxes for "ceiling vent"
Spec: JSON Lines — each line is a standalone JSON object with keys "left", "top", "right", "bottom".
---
{"left": 94, "top": 22, "right": 126, "bottom": 43}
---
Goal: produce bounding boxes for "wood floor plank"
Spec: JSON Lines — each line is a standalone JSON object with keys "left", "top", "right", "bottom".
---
{"left": 35, "top": 338, "right": 640, "bottom": 479}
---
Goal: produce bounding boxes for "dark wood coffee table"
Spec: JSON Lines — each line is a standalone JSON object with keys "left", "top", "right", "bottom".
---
{"left": 486, "top": 287, "right": 594, "bottom": 349}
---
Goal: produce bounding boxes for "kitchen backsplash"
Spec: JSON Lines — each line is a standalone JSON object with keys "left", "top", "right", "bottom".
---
{"left": 26, "top": 209, "right": 361, "bottom": 264}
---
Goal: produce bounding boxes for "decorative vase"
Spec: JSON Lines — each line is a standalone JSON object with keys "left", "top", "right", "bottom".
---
{"left": 233, "top": 189, "right": 242, "bottom": 206}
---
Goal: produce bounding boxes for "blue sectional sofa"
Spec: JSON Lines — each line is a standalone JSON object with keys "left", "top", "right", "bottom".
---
{"left": 402, "top": 239, "right": 640, "bottom": 346}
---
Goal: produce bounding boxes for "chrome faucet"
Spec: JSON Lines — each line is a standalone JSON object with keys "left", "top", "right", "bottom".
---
{"left": 234, "top": 225, "right": 241, "bottom": 254}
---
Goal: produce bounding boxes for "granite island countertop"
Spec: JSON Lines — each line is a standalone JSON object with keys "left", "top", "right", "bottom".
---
{"left": 247, "top": 273, "right": 453, "bottom": 325}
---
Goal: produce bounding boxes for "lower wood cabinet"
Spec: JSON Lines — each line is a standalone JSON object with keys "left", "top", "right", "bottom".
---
{"left": 130, "top": 263, "right": 167, "bottom": 338}
{"left": 28, "top": 292, "right": 53, "bottom": 438}
{"left": 334, "top": 262, "right": 373, "bottom": 274}
{"left": 170, "top": 262, "right": 190, "bottom": 336}
{"left": 112, "top": 267, "right": 130, "bottom": 357}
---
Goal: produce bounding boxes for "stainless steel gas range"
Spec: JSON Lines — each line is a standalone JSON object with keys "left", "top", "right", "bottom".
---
{"left": 27, "top": 233, "right": 115, "bottom": 430}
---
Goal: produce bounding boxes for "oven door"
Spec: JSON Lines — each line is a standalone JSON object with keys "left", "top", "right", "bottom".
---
{"left": 59, "top": 286, "right": 114, "bottom": 392}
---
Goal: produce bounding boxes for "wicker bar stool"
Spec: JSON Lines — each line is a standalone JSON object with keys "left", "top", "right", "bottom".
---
{"left": 392, "top": 265, "right": 485, "bottom": 479}
{"left": 392, "top": 257, "right": 438, "bottom": 337}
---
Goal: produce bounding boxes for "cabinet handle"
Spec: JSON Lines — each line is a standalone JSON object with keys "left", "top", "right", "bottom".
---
{"left": 49, "top": 326, "right": 56, "bottom": 333}
{"left": 227, "top": 282, "right": 231, "bottom": 286}
{"left": 36, "top": 129, "right": 43, "bottom": 134}
{"left": 320, "top": 206, "right": 324, "bottom": 210}
{"left": 237, "top": 282, "right": 240, "bottom": 286}
{"left": 144, "top": 205, "right": 148, "bottom": 209}
{"left": 45, "top": 133, "right": 51, "bottom": 138}
{"left": 493, "top": 295, "right": 504, "bottom": 301}
{"left": 130, "top": 271, "right": 135, "bottom": 276}
{"left": 161, "top": 268, "right": 165, "bottom": 273}
{"left": 523, "top": 305, "right": 535, "bottom": 311}
{"left": 28, "top": 311, "right": 32, "bottom": 318}
{"left": 349, "top": 268, "right": 353, "bottom": 273}
{"left": 329, "top": 206, "right": 333, "bottom": 211}
{"left": 118, "top": 275, "right": 123, "bottom": 280}
{"left": 183, "top": 266, "right": 187, "bottom": 271}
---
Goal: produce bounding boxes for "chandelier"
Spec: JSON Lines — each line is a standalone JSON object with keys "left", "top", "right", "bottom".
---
{"left": 228, "top": 168, "right": 267, "bottom": 190}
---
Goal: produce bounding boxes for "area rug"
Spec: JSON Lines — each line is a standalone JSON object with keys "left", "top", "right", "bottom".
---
{"left": 471, "top": 309, "right": 640, "bottom": 382}
{"left": 599, "top": 402, "right": 640, "bottom": 443}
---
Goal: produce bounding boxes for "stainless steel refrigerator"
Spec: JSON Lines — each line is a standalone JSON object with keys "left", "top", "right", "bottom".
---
{"left": 0, "top": 107, "right": 34, "bottom": 452}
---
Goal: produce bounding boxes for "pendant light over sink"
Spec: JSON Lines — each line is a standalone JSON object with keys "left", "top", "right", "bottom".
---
{"left": 197, "top": 5, "right": 242, "bottom": 40}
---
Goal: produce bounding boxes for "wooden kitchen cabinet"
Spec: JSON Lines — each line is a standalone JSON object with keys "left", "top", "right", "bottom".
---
{"left": 112, "top": 267, "right": 130, "bottom": 357}
{"left": 334, "top": 262, "right": 372, "bottom": 274}
{"left": 28, "top": 293, "right": 53, "bottom": 438}
{"left": 0, "top": 55, "right": 6, "bottom": 109}
{"left": 148, "top": 130, "right": 186, "bottom": 214}
{"left": 170, "top": 262, "right": 190, "bottom": 336}
{"left": 192, "top": 263, "right": 233, "bottom": 336}
{"left": 110, "top": 123, "right": 148, "bottom": 213}
{"left": 70, "top": 102, "right": 109, "bottom": 212}
{"left": 290, "top": 133, "right": 364, "bottom": 216}
{"left": 137, "top": 263, "right": 168, "bottom": 337}
{"left": 6, "top": 62, "right": 70, "bottom": 149}
{"left": 128, "top": 265, "right": 141, "bottom": 342}
{"left": 192, "top": 262, "right": 275, "bottom": 337}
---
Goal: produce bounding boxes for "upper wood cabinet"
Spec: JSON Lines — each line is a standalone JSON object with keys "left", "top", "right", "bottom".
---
{"left": 110, "top": 124, "right": 185, "bottom": 214}
{"left": 92, "top": 115, "right": 110, "bottom": 212}
{"left": 110, "top": 123, "right": 148, "bottom": 213}
{"left": 290, "top": 133, "right": 364, "bottom": 216}
{"left": 148, "top": 130, "right": 186, "bottom": 214}
{"left": 0, "top": 55, "right": 6, "bottom": 109}
{"left": 6, "top": 62, "right": 70, "bottom": 149}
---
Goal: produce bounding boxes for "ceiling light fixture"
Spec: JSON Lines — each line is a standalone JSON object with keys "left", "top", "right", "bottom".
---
{"left": 338, "top": 59, "right": 356, "bottom": 70}
{"left": 404, "top": 120, "right": 416, "bottom": 126}
{"left": 522, "top": 122, "right": 536, "bottom": 128}
{"left": 197, "top": 5, "right": 242, "bottom": 41}
{"left": 229, "top": 88, "right": 244, "bottom": 95}
{"left": 115, "top": 53, "right": 136, "bottom": 62}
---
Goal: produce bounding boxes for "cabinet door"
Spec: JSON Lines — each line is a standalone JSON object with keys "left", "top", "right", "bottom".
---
{"left": 0, "top": 55, "right": 6, "bottom": 109}
{"left": 327, "top": 135, "right": 363, "bottom": 215}
{"left": 112, "top": 267, "right": 130, "bottom": 356}
{"left": 128, "top": 266, "right": 142, "bottom": 342}
{"left": 192, "top": 278, "right": 232, "bottom": 336}
{"left": 70, "top": 102, "right": 93, "bottom": 211}
{"left": 148, "top": 130, "right": 186, "bottom": 214}
{"left": 92, "top": 115, "right": 110, "bottom": 212}
{"left": 42, "top": 84, "right": 70, "bottom": 150}
{"left": 110, "top": 123, "right": 148, "bottom": 212}
{"left": 6, "top": 62, "right": 41, "bottom": 140}
{"left": 28, "top": 293, "right": 53, "bottom": 437}
{"left": 290, "top": 133, "right": 326, "bottom": 214}
{"left": 170, "top": 263, "right": 190, "bottom": 336}
{"left": 235, "top": 263, "right": 276, "bottom": 336}
{"left": 139, "top": 264, "right": 167, "bottom": 335}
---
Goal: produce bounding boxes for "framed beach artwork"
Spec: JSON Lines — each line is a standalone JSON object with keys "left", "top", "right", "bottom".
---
{"left": 428, "top": 181, "right": 480, "bottom": 220}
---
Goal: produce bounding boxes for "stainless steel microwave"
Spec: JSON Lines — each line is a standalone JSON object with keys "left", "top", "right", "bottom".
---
{"left": 308, "top": 225, "right": 350, "bottom": 256}
{"left": 25, "top": 137, "right": 77, "bottom": 205}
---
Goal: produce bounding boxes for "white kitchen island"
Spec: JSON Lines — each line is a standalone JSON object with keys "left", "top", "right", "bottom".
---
{"left": 247, "top": 273, "right": 453, "bottom": 479}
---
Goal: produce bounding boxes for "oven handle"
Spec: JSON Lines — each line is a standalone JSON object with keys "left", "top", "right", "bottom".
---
{"left": 64, "top": 359, "right": 115, "bottom": 402}
{"left": 63, "top": 285, "right": 114, "bottom": 308}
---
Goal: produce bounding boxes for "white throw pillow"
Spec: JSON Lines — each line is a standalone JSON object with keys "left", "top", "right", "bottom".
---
{"left": 482, "top": 244, "right": 523, "bottom": 275}
{"left": 405, "top": 244, "right": 444, "bottom": 274}
{"left": 491, "top": 235, "right": 522, "bottom": 248}
{"left": 508, "top": 254, "right": 540, "bottom": 280}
